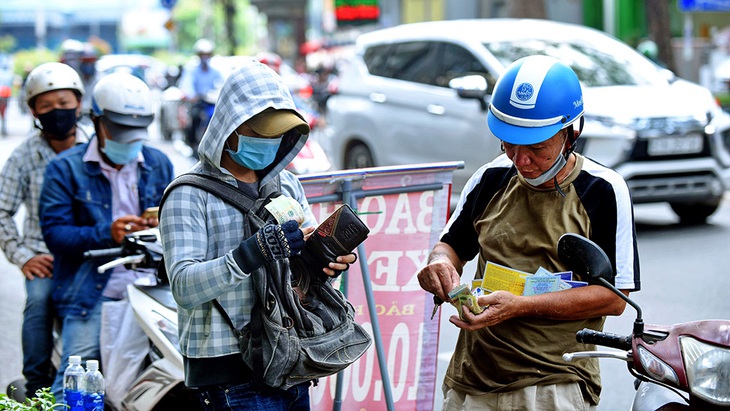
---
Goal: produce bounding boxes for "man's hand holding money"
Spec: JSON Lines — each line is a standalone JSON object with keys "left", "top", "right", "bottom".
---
{"left": 448, "top": 284, "right": 485, "bottom": 321}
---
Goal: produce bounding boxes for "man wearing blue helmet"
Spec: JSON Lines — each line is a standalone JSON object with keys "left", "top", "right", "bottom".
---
{"left": 418, "top": 55, "right": 640, "bottom": 410}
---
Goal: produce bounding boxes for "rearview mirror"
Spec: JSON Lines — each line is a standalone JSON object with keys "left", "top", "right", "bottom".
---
{"left": 449, "top": 75, "right": 489, "bottom": 111}
{"left": 558, "top": 232, "right": 646, "bottom": 336}
{"left": 557, "top": 233, "right": 613, "bottom": 283}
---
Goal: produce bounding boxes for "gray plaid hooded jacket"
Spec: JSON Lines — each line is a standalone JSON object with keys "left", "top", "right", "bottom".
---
{"left": 159, "top": 59, "right": 316, "bottom": 363}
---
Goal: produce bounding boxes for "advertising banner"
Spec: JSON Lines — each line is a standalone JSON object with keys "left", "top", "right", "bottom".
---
{"left": 300, "top": 162, "right": 462, "bottom": 411}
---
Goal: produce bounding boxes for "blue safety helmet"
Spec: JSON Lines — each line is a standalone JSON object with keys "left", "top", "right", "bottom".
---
{"left": 487, "top": 55, "right": 584, "bottom": 145}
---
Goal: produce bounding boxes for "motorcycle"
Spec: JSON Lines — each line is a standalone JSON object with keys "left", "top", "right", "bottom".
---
{"left": 184, "top": 89, "right": 219, "bottom": 159}
{"left": 7, "top": 229, "right": 201, "bottom": 410}
{"left": 158, "top": 85, "right": 187, "bottom": 142}
{"left": 558, "top": 233, "right": 730, "bottom": 410}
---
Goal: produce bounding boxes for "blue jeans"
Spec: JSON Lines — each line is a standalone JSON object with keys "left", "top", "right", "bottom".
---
{"left": 197, "top": 382, "right": 310, "bottom": 411}
{"left": 22, "top": 276, "right": 55, "bottom": 398}
{"left": 51, "top": 297, "right": 113, "bottom": 403}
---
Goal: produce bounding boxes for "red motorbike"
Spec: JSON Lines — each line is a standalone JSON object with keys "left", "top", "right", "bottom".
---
{"left": 558, "top": 233, "right": 730, "bottom": 410}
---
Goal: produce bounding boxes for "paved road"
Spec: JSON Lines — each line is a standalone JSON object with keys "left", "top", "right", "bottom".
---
{"left": 0, "top": 100, "right": 39, "bottom": 394}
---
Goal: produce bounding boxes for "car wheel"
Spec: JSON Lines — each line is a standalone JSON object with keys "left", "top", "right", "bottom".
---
{"left": 670, "top": 198, "right": 722, "bottom": 225}
{"left": 345, "top": 143, "right": 374, "bottom": 169}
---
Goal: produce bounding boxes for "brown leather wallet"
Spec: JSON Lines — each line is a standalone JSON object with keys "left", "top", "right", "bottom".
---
{"left": 300, "top": 203, "right": 370, "bottom": 272}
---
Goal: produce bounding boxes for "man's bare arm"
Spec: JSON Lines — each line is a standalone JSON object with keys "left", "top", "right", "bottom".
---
{"left": 418, "top": 242, "right": 467, "bottom": 302}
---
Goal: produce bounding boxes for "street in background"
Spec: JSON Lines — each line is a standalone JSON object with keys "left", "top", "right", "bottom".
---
{"left": 325, "top": 19, "right": 730, "bottom": 224}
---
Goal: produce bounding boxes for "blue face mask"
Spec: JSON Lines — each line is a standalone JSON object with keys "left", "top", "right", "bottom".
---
{"left": 103, "top": 139, "right": 144, "bottom": 165}
{"left": 225, "top": 132, "right": 283, "bottom": 170}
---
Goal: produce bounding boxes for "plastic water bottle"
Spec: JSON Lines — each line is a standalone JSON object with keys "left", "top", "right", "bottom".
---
{"left": 63, "top": 355, "right": 85, "bottom": 411}
{"left": 81, "top": 360, "right": 105, "bottom": 411}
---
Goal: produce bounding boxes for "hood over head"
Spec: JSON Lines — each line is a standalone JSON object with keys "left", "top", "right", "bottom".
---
{"left": 197, "top": 59, "right": 310, "bottom": 185}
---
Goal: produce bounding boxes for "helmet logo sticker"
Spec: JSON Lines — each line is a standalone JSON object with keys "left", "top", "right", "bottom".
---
{"left": 515, "top": 83, "right": 533, "bottom": 101}
{"left": 509, "top": 58, "right": 555, "bottom": 110}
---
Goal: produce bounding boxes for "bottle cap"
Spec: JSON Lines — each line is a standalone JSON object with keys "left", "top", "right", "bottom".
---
{"left": 69, "top": 355, "right": 82, "bottom": 364}
{"left": 86, "top": 359, "right": 99, "bottom": 371}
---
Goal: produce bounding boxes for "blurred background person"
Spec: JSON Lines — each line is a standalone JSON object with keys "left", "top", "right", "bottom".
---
{"left": 178, "top": 38, "right": 223, "bottom": 158}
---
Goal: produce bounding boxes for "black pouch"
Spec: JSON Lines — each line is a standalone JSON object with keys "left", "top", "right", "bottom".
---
{"left": 301, "top": 204, "right": 370, "bottom": 274}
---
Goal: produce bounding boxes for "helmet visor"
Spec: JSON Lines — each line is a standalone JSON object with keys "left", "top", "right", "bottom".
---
{"left": 102, "top": 117, "right": 149, "bottom": 143}
{"left": 487, "top": 108, "right": 565, "bottom": 145}
{"left": 102, "top": 109, "right": 154, "bottom": 128}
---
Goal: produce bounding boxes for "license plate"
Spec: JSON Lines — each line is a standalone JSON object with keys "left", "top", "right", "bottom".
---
{"left": 647, "top": 134, "right": 703, "bottom": 156}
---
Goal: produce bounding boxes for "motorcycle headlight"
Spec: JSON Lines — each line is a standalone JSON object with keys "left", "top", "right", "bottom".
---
{"left": 681, "top": 336, "right": 730, "bottom": 406}
{"left": 637, "top": 345, "right": 679, "bottom": 385}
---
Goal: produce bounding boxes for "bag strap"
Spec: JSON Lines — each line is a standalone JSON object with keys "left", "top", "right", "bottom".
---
{"left": 212, "top": 299, "right": 243, "bottom": 337}
{"left": 158, "top": 172, "right": 281, "bottom": 332}
{"left": 160, "top": 173, "right": 257, "bottom": 217}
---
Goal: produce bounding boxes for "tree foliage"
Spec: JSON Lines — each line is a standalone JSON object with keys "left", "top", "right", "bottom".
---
{"left": 172, "top": 0, "right": 254, "bottom": 56}
{"left": 645, "top": 0, "right": 675, "bottom": 72}
{"left": 0, "top": 36, "right": 17, "bottom": 54}
{"left": 508, "top": 0, "right": 547, "bottom": 19}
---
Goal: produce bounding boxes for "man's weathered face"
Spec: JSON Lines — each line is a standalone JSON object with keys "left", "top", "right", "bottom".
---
{"left": 31, "top": 89, "right": 80, "bottom": 117}
{"left": 502, "top": 129, "right": 568, "bottom": 180}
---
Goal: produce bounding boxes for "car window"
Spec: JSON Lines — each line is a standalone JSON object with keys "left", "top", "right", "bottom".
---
{"left": 435, "top": 43, "right": 497, "bottom": 92}
{"left": 484, "top": 40, "right": 662, "bottom": 87}
{"left": 388, "top": 41, "right": 438, "bottom": 85}
{"left": 364, "top": 41, "right": 438, "bottom": 85}
{"left": 363, "top": 44, "right": 392, "bottom": 77}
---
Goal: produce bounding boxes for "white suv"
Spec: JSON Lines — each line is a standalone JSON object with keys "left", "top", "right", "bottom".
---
{"left": 325, "top": 19, "right": 730, "bottom": 223}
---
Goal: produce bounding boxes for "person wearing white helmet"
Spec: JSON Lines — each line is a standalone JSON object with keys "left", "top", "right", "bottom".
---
{"left": 39, "top": 72, "right": 174, "bottom": 403}
{"left": 417, "top": 55, "right": 639, "bottom": 410}
{"left": 178, "top": 38, "right": 224, "bottom": 156}
{"left": 0, "top": 61, "right": 92, "bottom": 400}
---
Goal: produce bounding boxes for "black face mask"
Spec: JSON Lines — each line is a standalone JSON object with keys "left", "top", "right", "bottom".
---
{"left": 37, "top": 108, "right": 78, "bottom": 140}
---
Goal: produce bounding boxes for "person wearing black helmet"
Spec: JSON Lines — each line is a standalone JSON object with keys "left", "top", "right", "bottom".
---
{"left": 417, "top": 55, "right": 640, "bottom": 410}
{"left": 0, "top": 62, "right": 91, "bottom": 400}
{"left": 39, "top": 72, "right": 174, "bottom": 404}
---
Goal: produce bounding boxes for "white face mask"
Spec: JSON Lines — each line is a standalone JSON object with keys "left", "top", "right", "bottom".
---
{"left": 523, "top": 137, "right": 568, "bottom": 187}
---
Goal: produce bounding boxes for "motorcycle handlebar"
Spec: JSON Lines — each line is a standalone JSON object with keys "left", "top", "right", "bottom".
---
{"left": 576, "top": 328, "right": 632, "bottom": 351}
{"left": 83, "top": 248, "right": 123, "bottom": 260}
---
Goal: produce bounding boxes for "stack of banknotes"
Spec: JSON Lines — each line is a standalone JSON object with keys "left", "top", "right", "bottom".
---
{"left": 265, "top": 196, "right": 305, "bottom": 225}
{"left": 448, "top": 284, "right": 484, "bottom": 321}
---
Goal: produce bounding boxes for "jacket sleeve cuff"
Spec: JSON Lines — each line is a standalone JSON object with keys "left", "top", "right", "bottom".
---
{"left": 233, "top": 236, "right": 267, "bottom": 273}
{"left": 11, "top": 247, "right": 37, "bottom": 270}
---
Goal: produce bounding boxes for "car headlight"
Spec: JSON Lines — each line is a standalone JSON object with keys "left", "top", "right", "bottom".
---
{"left": 681, "top": 336, "right": 730, "bottom": 406}
{"left": 637, "top": 345, "right": 679, "bottom": 386}
{"left": 582, "top": 115, "right": 638, "bottom": 143}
